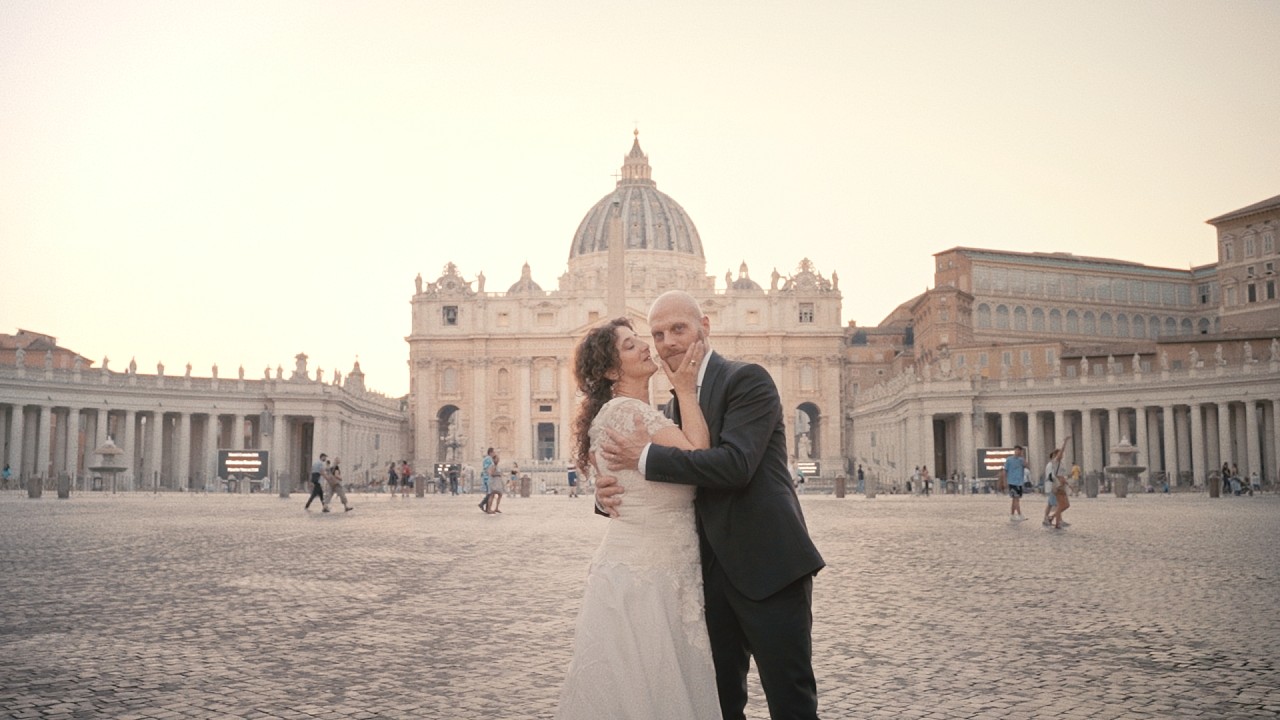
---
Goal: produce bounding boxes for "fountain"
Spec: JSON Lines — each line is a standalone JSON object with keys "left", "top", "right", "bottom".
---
{"left": 88, "top": 437, "right": 128, "bottom": 495}
{"left": 1104, "top": 436, "right": 1145, "bottom": 498}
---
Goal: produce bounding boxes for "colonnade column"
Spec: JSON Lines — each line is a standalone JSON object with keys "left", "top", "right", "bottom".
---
{"left": 205, "top": 414, "right": 220, "bottom": 490}
{"left": 1272, "top": 399, "right": 1280, "bottom": 485}
{"left": 1190, "top": 403, "right": 1205, "bottom": 487}
{"left": 1027, "top": 412, "right": 1042, "bottom": 477}
{"left": 960, "top": 410, "right": 976, "bottom": 480}
{"left": 1245, "top": 400, "right": 1261, "bottom": 480}
{"left": 922, "top": 412, "right": 935, "bottom": 479}
{"left": 1000, "top": 411, "right": 1013, "bottom": 447}
{"left": 177, "top": 413, "right": 192, "bottom": 491}
{"left": 1162, "top": 405, "right": 1178, "bottom": 482}
{"left": 35, "top": 405, "right": 52, "bottom": 479}
{"left": 272, "top": 414, "right": 289, "bottom": 496}
{"left": 1217, "top": 402, "right": 1232, "bottom": 472}
{"left": 149, "top": 412, "right": 165, "bottom": 490}
{"left": 232, "top": 414, "right": 245, "bottom": 450}
{"left": 1053, "top": 410, "right": 1066, "bottom": 451}
{"left": 120, "top": 410, "right": 135, "bottom": 488}
{"left": 64, "top": 409, "right": 81, "bottom": 485}
{"left": 8, "top": 405, "right": 25, "bottom": 478}
{"left": 1134, "top": 405, "right": 1149, "bottom": 486}
{"left": 1081, "top": 409, "right": 1096, "bottom": 475}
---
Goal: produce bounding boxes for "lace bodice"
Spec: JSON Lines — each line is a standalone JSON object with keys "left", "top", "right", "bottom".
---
{"left": 588, "top": 397, "right": 698, "bottom": 566}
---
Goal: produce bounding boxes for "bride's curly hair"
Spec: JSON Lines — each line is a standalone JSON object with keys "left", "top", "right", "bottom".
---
{"left": 572, "top": 318, "right": 632, "bottom": 477}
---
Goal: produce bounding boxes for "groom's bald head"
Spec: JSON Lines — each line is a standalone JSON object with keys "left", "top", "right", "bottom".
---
{"left": 648, "top": 291, "right": 710, "bottom": 371}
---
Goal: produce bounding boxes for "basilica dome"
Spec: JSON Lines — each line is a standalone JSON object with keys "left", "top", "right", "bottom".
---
{"left": 569, "top": 133, "right": 704, "bottom": 261}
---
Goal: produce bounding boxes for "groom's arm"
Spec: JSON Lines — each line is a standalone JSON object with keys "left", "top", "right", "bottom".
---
{"left": 645, "top": 364, "right": 779, "bottom": 490}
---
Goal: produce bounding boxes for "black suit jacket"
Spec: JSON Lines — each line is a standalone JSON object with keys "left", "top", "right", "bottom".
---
{"left": 645, "top": 352, "right": 824, "bottom": 601}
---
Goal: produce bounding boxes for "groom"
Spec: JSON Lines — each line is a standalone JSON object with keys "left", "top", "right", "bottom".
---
{"left": 598, "top": 290, "right": 825, "bottom": 720}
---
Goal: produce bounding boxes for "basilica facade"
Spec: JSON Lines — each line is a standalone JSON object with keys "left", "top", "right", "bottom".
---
{"left": 407, "top": 134, "right": 845, "bottom": 478}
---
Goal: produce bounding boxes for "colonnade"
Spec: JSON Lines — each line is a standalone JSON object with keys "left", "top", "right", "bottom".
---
{"left": 0, "top": 402, "right": 272, "bottom": 491}
{"left": 872, "top": 395, "right": 1280, "bottom": 487}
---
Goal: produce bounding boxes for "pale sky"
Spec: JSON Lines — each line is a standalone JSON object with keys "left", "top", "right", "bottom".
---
{"left": 2, "top": 0, "right": 1277, "bottom": 398}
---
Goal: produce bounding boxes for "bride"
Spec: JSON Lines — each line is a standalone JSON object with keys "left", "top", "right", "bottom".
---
{"left": 555, "top": 318, "right": 720, "bottom": 719}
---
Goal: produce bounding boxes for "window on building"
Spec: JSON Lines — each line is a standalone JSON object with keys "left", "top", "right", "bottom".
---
{"left": 1044, "top": 349, "right": 1055, "bottom": 365}
{"left": 1225, "top": 286, "right": 1237, "bottom": 306}
{"left": 1198, "top": 283, "right": 1211, "bottom": 304}
{"left": 1224, "top": 241, "right": 1234, "bottom": 262}
{"left": 539, "top": 405, "right": 552, "bottom": 413}
{"left": 1245, "top": 235, "right": 1256, "bottom": 257}
{"left": 798, "top": 303, "right": 814, "bottom": 323}
{"left": 1013, "top": 306, "right": 1028, "bottom": 330}
{"left": 956, "top": 355, "right": 967, "bottom": 368}
{"left": 1264, "top": 232, "right": 1275, "bottom": 254}
{"left": 1266, "top": 280, "right": 1276, "bottom": 300}
{"left": 1020, "top": 350, "right": 1031, "bottom": 366}
{"left": 1248, "top": 265, "right": 1257, "bottom": 278}
{"left": 995, "top": 305, "right": 1010, "bottom": 329}
{"left": 1001, "top": 350, "right": 1012, "bottom": 366}
{"left": 443, "top": 306, "right": 458, "bottom": 325}
{"left": 1266, "top": 261, "right": 1276, "bottom": 275}
{"left": 1248, "top": 283, "right": 1258, "bottom": 303}
{"left": 976, "top": 304, "right": 992, "bottom": 328}
{"left": 978, "top": 353, "right": 989, "bottom": 367}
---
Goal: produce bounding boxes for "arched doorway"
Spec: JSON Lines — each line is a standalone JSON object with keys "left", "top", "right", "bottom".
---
{"left": 795, "top": 403, "right": 821, "bottom": 474}
{"left": 437, "top": 406, "right": 463, "bottom": 463}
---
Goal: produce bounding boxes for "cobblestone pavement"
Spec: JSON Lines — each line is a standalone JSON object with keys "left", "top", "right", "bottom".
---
{"left": 1, "top": 489, "right": 1277, "bottom": 719}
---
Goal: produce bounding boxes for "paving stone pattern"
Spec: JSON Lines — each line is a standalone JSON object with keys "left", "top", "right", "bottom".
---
{"left": 1, "top": 490, "right": 1276, "bottom": 719}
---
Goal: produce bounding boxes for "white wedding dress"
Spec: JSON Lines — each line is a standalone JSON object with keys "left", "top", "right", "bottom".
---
{"left": 555, "top": 397, "right": 721, "bottom": 720}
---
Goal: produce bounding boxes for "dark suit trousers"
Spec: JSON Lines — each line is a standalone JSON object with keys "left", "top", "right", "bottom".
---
{"left": 703, "top": 547, "right": 819, "bottom": 720}
{"left": 305, "top": 479, "right": 325, "bottom": 508}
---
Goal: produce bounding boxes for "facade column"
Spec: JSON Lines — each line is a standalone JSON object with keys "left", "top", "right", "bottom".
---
{"left": 1207, "top": 404, "right": 1222, "bottom": 470}
{"left": 1000, "top": 411, "right": 1013, "bottom": 447}
{"left": 470, "top": 358, "right": 487, "bottom": 459}
{"left": 36, "top": 405, "right": 53, "bottom": 479}
{"left": 120, "top": 410, "right": 136, "bottom": 489}
{"left": 1106, "top": 406, "right": 1120, "bottom": 458}
{"left": 1162, "top": 404, "right": 1178, "bottom": 483}
{"left": 1081, "top": 408, "right": 1096, "bottom": 475}
{"left": 517, "top": 359, "right": 532, "bottom": 461}
{"left": 559, "top": 360, "right": 573, "bottom": 464}
{"left": 1053, "top": 409, "right": 1066, "bottom": 451}
{"left": 7, "top": 405, "right": 25, "bottom": 480}
{"left": 64, "top": 409, "right": 81, "bottom": 487}
{"left": 1245, "top": 399, "right": 1261, "bottom": 480}
{"left": 177, "top": 413, "right": 192, "bottom": 491}
{"left": 232, "top": 414, "right": 245, "bottom": 450}
{"left": 1134, "top": 405, "right": 1149, "bottom": 487}
{"left": 1189, "top": 403, "right": 1205, "bottom": 487}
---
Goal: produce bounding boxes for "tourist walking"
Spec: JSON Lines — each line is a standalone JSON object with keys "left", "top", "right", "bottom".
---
{"left": 479, "top": 448, "right": 495, "bottom": 512}
{"left": 323, "top": 457, "right": 354, "bottom": 513}
{"left": 1000, "top": 446, "right": 1028, "bottom": 521}
{"left": 387, "top": 461, "right": 399, "bottom": 496}
{"left": 488, "top": 454, "right": 506, "bottom": 513}
{"left": 305, "top": 454, "right": 327, "bottom": 510}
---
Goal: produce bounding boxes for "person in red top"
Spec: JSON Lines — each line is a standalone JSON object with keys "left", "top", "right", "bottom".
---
{"left": 398, "top": 461, "right": 412, "bottom": 497}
